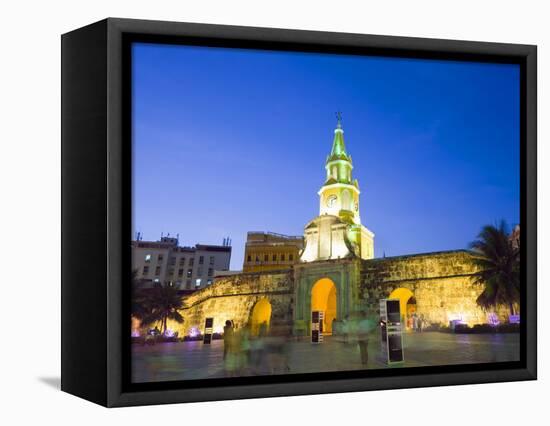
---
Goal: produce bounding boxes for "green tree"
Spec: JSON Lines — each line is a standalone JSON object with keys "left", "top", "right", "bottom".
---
{"left": 470, "top": 221, "right": 520, "bottom": 316}
{"left": 140, "top": 283, "right": 185, "bottom": 334}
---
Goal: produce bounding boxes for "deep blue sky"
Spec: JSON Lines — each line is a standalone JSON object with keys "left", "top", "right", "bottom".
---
{"left": 132, "top": 43, "right": 520, "bottom": 270}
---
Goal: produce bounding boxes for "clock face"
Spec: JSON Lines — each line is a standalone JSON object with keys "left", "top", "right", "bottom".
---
{"left": 326, "top": 195, "right": 337, "bottom": 208}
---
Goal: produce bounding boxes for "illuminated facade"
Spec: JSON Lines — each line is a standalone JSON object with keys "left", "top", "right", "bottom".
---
{"left": 140, "top": 117, "right": 515, "bottom": 339}
{"left": 301, "top": 117, "right": 374, "bottom": 262}
{"left": 243, "top": 232, "right": 304, "bottom": 273}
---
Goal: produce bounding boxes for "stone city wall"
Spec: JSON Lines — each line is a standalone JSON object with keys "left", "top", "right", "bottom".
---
{"left": 166, "top": 270, "right": 294, "bottom": 336}
{"left": 360, "top": 250, "right": 510, "bottom": 326}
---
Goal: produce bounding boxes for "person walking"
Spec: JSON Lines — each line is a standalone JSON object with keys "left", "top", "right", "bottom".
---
{"left": 357, "top": 316, "right": 376, "bottom": 366}
{"left": 223, "top": 320, "right": 234, "bottom": 360}
{"left": 412, "top": 313, "right": 418, "bottom": 332}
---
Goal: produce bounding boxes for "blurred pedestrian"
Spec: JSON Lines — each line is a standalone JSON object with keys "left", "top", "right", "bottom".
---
{"left": 223, "top": 320, "right": 233, "bottom": 360}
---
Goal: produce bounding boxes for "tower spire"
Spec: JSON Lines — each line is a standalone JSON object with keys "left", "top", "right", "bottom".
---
{"left": 336, "top": 111, "right": 343, "bottom": 129}
{"left": 328, "top": 111, "right": 349, "bottom": 162}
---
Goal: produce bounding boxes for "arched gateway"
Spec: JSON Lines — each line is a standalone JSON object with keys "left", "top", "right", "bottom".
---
{"left": 292, "top": 259, "right": 360, "bottom": 336}
{"left": 311, "top": 278, "right": 337, "bottom": 334}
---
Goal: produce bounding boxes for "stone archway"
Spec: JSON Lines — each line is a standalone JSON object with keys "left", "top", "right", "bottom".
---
{"left": 311, "top": 278, "right": 337, "bottom": 334}
{"left": 250, "top": 298, "right": 272, "bottom": 336}
{"left": 389, "top": 287, "right": 416, "bottom": 328}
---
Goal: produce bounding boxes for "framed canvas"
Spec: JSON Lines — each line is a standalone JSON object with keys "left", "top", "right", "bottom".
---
{"left": 61, "top": 18, "right": 537, "bottom": 407}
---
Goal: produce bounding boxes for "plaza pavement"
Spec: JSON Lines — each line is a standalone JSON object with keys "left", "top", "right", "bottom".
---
{"left": 131, "top": 331, "right": 520, "bottom": 383}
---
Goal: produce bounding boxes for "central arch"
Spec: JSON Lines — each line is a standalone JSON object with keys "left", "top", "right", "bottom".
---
{"left": 311, "top": 278, "right": 337, "bottom": 334}
{"left": 250, "top": 298, "right": 272, "bottom": 336}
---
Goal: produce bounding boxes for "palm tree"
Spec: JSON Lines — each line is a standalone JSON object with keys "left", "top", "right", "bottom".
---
{"left": 140, "top": 283, "right": 185, "bottom": 334}
{"left": 470, "top": 221, "right": 520, "bottom": 316}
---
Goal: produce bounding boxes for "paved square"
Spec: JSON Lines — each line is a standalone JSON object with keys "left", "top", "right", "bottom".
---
{"left": 131, "top": 331, "right": 520, "bottom": 383}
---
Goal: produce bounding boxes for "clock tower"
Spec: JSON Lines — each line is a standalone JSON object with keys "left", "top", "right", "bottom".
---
{"left": 300, "top": 114, "right": 375, "bottom": 262}
{"left": 318, "top": 113, "right": 361, "bottom": 225}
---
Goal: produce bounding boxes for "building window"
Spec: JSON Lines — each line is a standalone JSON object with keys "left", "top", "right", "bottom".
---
{"left": 199, "top": 256, "right": 204, "bottom": 265}
{"left": 153, "top": 278, "right": 160, "bottom": 284}
{"left": 186, "top": 279, "right": 191, "bottom": 288}
{"left": 207, "top": 279, "right": 213, "bottom": 285}
{"left": 167, "top": 268, "right": 174, "bottom": 277}
{"left": 144, "top": 254, "right": 151, "bottom": 262}
{"left": 189, "top": 258, "right": 194, "bottom": 266}
{"left": 195, "top": 278, "right": 202, "bottom": 288}
{"left": 272, "top": 254, "right": 277, "bottom": 261}
{"left": 289, "top": 254, "right": 294, "bottom": 261}
{"left": 155, "top": 266, "right": 161, "bottom": 276}
{"left": 264, "top": 254, "right": 269, "bottom": 262}
{"left": 281, "top": 254, "right": 285, "bottom": 261}
{"left": 209, "top": 256, "right": 215, "bottom": 265}
{"left": 197, "top": 267, "right": 203, "bottom": 276}
{"left": 208, "top": 268, "right": 213, "bottom": 277}
{"left": 247, "top": 255, "right": 252, "bottom": 262}
{"left": 178, "top": 268, "right": 184, "bottom": 277}
{"left": 187, "top": 269, "right": 192, "bottom": 278}
{"left": 157, "top": 254, "right": 164, "bottom": 262}
{"left": 255, "top": 255, "right": 259, "bottom": 263}
{"left": 169, "top": 256, "right": 176, "bottom": 265}
{"left": 179, "top": 257, "right": 185, "bottom": 266}
{"left": 142, "top": 265, "right": 149, "bottom": 275}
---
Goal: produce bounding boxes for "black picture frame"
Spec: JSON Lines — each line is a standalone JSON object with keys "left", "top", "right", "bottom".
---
{"left": 61, "top": 17, "right": 537, "bottom": 407}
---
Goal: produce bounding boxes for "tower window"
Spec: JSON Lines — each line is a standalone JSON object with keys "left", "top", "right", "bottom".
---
{"left": 247, "top": 255, "right": 252, "bottom": 262}
{"left": 264, "top": 254, "right": 269, "bottom": 262}
{"left": 272, "top": 254, "right": 277, "bottom": 261}
{"left": 281, "top": 254, "right": 285, "bottom": 261}
{"left": 289, "top": 254, "right": 294, "bottom": 261}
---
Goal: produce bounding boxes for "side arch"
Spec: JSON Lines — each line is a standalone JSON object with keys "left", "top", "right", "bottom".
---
{"left": 249, "top": 298, "right": 272, "bottom": 336}
{"left": 388, "top": 287, "right": 415, "bottom": 326}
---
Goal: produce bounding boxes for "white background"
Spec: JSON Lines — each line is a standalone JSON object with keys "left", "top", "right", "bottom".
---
{"left": 0, "top": 0, "right": 547, "bottom": 424}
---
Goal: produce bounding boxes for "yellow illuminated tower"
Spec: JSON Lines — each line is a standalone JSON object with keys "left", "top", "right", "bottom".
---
{"left": 318, "top": 112, "right": 361, "bottom": 225}
{"left": 301, "top": 114, "right": 374, "bottom": 262}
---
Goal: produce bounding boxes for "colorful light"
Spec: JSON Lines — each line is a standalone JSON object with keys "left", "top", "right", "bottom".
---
{"left": 487, "top": 313, "right": 500, "bottom": 326}
{"left": 131, "top": 329, "right": 140, "bottom": 337}
{"left": 509, "top": 314, "right": 520, "bottom": 324}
